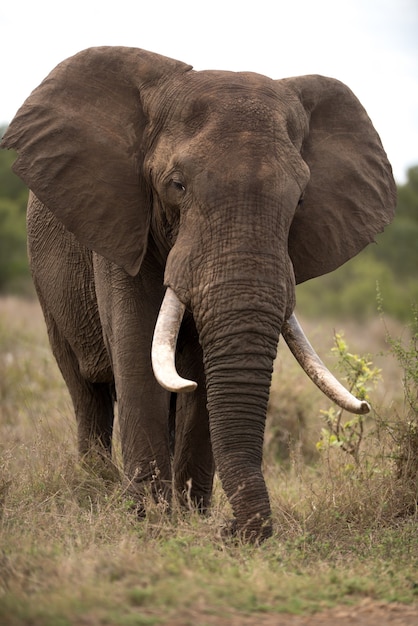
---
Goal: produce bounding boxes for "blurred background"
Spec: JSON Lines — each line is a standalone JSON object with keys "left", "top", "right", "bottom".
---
{"left": 1, "top": 0, "right": 417, "bottom": 320}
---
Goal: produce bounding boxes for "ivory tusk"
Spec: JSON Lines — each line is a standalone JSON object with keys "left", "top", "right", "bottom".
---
{"left": 282, "top": 314, "right": 370, "bottom": 415}
{"left": 152, "top": 287, "right": 198, "bottom": 393}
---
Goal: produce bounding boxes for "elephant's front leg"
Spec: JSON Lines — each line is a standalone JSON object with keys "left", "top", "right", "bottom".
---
{"left": 173, "top": 315, "right": 215, "bottom": 512}
{"left": 117, "top": 383, "right": 172, "bottom": 513}
{"left": 93, "top": 255, "right": 172, "bottom": 513}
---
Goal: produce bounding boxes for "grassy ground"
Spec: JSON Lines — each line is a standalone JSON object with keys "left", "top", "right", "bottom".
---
{"left": 0, "top": 296, "right": 417, "bottom": 625}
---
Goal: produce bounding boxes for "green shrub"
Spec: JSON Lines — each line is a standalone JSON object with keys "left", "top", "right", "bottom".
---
{"left": 316, "top": 332, "right": 381, "bottom": 466}
{"left": 315, "top": 317, "right": 418, "bottom": 522}
{"left": 382, "top": 306, "right": 418, "bottom": 500}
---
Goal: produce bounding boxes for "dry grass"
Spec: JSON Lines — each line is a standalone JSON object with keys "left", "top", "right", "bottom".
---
{"left": 0, "top": 296, "right": 417, "bottom": 625}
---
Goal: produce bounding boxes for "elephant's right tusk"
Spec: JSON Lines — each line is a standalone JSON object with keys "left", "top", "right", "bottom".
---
{"left": 152, "top": 287, "right": 198, "bottom": 393}
{"left": 282, "top": 314, "right": 370, "bottom": 415}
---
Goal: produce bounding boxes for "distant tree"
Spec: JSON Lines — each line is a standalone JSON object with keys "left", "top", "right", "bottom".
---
{"left": 0, "top": 125, "right": 30, "bottom": 292}
{"left": 398, "top": 166, "right": 418, "bottom": 222}
{"left": 296, "top": 165, "right": 418, "bottom": 322}
{"left": 373, "top": 166, "right": 418, "bottom": 277}
{"left": 0, "top": 198, "right": 28, "bottom": 290}
{"left": 0, "top": 126, "right": 28, "bottom": 208}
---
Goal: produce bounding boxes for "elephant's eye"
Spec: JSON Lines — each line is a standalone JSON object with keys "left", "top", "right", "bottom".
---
{"left": 164, "top": 177, "right": 187, "bottom": 210}
{"left": 170, "top": 179, "right": 186, "bottom": 193}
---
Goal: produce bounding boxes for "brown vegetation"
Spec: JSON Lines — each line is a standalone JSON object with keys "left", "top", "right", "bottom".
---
{"left": 0, "top": 297, "right": 417, "bottom": 625}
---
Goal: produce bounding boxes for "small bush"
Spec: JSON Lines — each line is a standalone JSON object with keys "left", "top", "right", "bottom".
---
{"left": 316, "top": 332, "right": 381, "bottom": 466}
{"left": 313, "top": 317, "right": 418, "bottom": 530}
{"left": 381, "top": 306, "right": 418, "bottom": 501}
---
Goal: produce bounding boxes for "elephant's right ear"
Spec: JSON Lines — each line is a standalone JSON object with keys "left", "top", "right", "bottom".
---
{"left": 1, "top": 47, "right": 192, "bottom": 276}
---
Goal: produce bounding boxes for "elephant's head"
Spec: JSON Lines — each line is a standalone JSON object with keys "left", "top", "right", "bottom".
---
{"left": 1, "top": 47, "right": 396, "bottom": 540}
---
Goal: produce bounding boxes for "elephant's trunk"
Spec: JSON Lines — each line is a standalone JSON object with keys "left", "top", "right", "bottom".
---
{"left": 152, "top": 285, "right": 370, "bottom": 541}
{"left": 152, "top": 288, "right": 370, "bottom": 414}
{"left": 193, "top": 279, "right": 283, "bottom": 541}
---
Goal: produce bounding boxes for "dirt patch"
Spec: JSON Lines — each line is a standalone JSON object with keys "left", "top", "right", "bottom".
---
{"left": 160, "top": 601, "right": 418, "bottom": 625}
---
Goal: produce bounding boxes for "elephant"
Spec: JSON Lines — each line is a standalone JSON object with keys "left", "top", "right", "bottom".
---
{"left": 1, "top": 46, "right": 396, "bottom": 542}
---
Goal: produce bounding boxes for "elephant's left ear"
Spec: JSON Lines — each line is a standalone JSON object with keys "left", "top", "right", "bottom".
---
{"left": 1, "top": 47, "right": 192, "bottom": 276}
{"left": 280, "top": 75, "right": 396, "bottom": 284}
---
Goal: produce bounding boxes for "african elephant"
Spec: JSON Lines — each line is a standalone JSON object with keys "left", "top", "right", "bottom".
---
{"left": 1, "top": 47, "right": 396, "bottom": 541}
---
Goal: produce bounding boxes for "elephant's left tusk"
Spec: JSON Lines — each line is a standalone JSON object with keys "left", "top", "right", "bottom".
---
{"left": 282, "top": 314, "right": 370, "bottom": 415}
{"left": 152, "top": 287, "right": 198, "bottom": 393}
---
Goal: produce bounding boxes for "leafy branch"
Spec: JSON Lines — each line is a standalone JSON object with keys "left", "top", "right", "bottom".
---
{"left": 316, "top": 332, "right": 381, "bottom": 466}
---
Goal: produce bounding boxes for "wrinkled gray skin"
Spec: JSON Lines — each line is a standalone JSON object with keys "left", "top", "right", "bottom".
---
{"left": 1, "top": 47, "right": 396, "bottom": 541}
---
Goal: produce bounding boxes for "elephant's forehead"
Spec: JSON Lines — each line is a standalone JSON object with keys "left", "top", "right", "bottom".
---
{"left": 191, "top": 69, "right": 275, "bottom": 92}
{"left": 169, "top": 70, "right": 284, "bottom": 127}
{"left": 148, "top": 70, "right": 302, "bottom": 169}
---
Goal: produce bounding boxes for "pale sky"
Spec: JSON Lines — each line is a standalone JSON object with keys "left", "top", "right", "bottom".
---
{"left": 1, "top": 0, "right": 417, "bottom": 183}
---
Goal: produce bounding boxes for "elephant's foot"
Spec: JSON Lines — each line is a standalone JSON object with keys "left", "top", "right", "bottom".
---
{"left": 175, "top": 477, "right": 213, "bottom": 515}
{"left": 221, "top": 515, "right": 273, "bottom": 544}
{"left": 123, "top": 463, "right": 172, "bottom": 519}
{"left": 80, "top": 448, "right": 120, "bottom": 484}
{"left": 125, "top": 488, "right": 172, "bottom": 520}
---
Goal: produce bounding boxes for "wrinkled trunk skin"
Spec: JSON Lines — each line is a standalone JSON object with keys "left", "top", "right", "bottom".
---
{"left": 164, "top": 181, "right": 297, "bottom": 540}
{"left": 190, "top": 259, "right": 288, "bottom": 541}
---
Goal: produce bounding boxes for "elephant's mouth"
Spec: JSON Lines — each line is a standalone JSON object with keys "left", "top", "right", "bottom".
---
{"left": 151, "top": 287, "right": 370, "bottom": 416}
